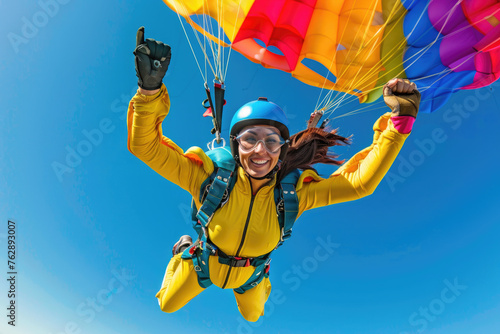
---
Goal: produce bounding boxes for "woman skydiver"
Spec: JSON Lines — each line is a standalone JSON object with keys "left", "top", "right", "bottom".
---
{"left": 128, "top": 27, "right": 421, "bottom": 322}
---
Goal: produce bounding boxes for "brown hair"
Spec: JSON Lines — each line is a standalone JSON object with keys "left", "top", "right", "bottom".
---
{"left": 277, "top": 127, "right": 351, "bottom": 182}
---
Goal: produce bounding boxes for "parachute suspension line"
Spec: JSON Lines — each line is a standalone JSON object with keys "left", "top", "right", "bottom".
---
{"left": 417, "top": 52, "right": 477, "bottom": 92}
{"left": 171, "top": 0, "right": 238, "bottom": 83}
{"left": 390, "top": 0, "right": 466, "bottom": 93}
{"left": 199, "top": 0, "right": 225, "bottom": 83}
{"left": 323, "top": 0, "right": 412, "bottom": 114}
{"left": 333, "top": 84, "right": 466, "bottom": 120}
{"left": 315, "top": 1, "right": 370, "bottom": 112}
{"left": 375, "top": 0, "right": 462, "bottom": 89}
{"left": 354, "top": 0, "right": 451, "bottom": 96}
{"left": 314, "top": 0, "right": 360, "bottom": 114}
{"left": 410, "top": 1, "right": 496, "bottom": 92}
{"left": 202, "top": 0, "right": 208, "bottom": 83}
{"left": 320, "top": 0, "right": 436, "bottom": 120}
{"left": 170, "top": 1, "right": 207, "bottom": 83}
{"left": 197, "top": 0, "right": 226, "bottom": 145}
{"left": 169, "top": 0, "right": 226, "bottom": 144}
{"left": 224, "top": 0, "right": 244, "bottom": 80}
{"left": 323, "top": 0, "right": 465, "bottom": 121}
{"left": 217, "top": 0, "right": 224, "bottom": 82}
{"left": 318, "top": 0, "right": 381, "bottom": 119}
{"left": 326, "top": 0, "right": 409, "bottom": 116}
{"left": 345, "top": 0, "right": 408, "bottom": 93}
{"left": 322, "top": 0, "right": 388, "bottom": 117}
{"left": 400, "top": 0, "right": 461, "bottom": 74}
{"left": 203, "top": 0, "right": 218, "bottom": 78}
{"left": 332, "top": 103, "right": 387, "bottom": 120}
{"left": 202, "top": 0, "right": 223, "bottom": 82}
{"left": 329, "top": 50, "right": 476, "bottom": 121}
{"left": 325, "top": 0, "right": 414, "bottom": 116}
{"left": 313, "top": 0, "right": 364, "bottom": 112}
{"left": 181, "top": 0, "right": 218, "bottom": 80}
{"left": 328, "top": 0, "right": 383, "bottom": 112}
{"left": 201, "top": 0, "right": 220, "bottom": 80}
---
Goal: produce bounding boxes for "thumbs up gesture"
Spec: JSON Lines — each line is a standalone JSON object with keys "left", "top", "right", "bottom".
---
{"left": 133, "top": 27, "right": 172, "bottom": 90}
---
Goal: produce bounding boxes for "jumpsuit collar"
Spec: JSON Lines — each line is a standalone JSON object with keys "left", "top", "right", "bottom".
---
{"left": 236, "top": 167, "right": 277, "bottom": 196}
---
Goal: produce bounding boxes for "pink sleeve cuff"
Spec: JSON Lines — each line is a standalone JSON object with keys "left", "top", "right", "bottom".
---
{"left": 391, "top": 115, "right": 415, "bottom": 134}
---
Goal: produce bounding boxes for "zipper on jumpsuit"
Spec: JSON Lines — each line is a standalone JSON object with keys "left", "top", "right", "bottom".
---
{"left": 221, "top": 183, "right": 256, "bottom": 289}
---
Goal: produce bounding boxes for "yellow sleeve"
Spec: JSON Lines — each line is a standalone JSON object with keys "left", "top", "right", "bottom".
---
{"left": 127, "top": 84, "right": 214, "bottom": 200}
{"left": 296, "top": 112, "right": 409, "bottom": 215}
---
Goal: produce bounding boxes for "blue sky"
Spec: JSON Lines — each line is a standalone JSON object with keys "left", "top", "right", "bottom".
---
{"left": 1, "top": 1, "right": 500, "bottom": 334}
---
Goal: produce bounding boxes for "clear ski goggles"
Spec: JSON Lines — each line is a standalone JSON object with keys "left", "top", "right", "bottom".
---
{"left": 235, "top": 127, "right": 287, "bottom": 154}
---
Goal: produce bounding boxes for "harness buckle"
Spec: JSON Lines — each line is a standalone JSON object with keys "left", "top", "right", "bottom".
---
{"left": 277, "top": 199, "right": 284, "bottom": 214}
{"left": 206, "top": 241, "right": 217, "bottom": 255}
{"left": 228, "top": 256, "right": 252, "bottom": 267}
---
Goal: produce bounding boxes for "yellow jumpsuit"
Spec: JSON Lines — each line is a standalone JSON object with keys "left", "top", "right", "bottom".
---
{"left": 127, "top": 84, "right": 410, "bottom": 321}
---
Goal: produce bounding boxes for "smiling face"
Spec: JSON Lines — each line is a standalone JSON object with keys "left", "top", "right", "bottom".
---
{"left": 237, "top": 125, "right": 281, "bottom": 179}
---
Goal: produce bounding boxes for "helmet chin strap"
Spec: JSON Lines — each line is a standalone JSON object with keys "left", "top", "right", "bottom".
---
{"left": 234, "top": 155, "right": 282, "bottom": 180}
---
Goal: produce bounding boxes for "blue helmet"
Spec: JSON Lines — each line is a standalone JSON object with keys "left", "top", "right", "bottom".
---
{"left": 229, "top": 97, "right": 290, "bottom": 162}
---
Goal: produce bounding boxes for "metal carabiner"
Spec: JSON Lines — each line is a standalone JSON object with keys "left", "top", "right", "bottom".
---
{"left": 207, "top": 137, "right": 226, "bottom": 150}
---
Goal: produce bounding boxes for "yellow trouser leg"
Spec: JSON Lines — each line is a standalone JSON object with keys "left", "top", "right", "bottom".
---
{"left": 156, "top": 253, "right": 205, "bottom": 313}
{"left": 233, "top": 277, "right": 272, "bottom": 322}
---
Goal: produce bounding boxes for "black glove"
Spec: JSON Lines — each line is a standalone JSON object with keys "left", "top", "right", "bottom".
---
{"left": 383, "top": 78, "right": 421, "bottom": 118}
{"left": 133, "top": 27, "right": 171, "bottom": 90}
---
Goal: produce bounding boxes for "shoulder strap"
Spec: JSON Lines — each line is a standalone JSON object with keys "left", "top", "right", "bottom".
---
{"left": 274, "top": 169, "right": 300, "bottom": 249}
{"left": 191, "top": 147, "right": 236, "bottom": 234}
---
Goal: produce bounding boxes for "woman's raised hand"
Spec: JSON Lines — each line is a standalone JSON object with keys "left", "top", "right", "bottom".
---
{"left": 133, "top": 27, "right": 171, "bottom": 94}
{"left": 383, "top": 78, "right": 421, "bottom": 118}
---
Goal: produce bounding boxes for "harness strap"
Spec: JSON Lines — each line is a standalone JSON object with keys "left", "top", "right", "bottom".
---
{"left": 181, "top": 234, "right": 272, "bottom": 291}
{"left": 196, "top": 167, "right": 232, "bottom": 228}
{"left": 181, "top": 233, "right": 213, "bottom": 289}
{"left": 216, "top": 247, "right": 271, "bottom": 268}
{"left": 281, "top": 182, "right": 298, "bottom": 242}
{"left": 187, "top": 147, "right": 300, "bottom": 292}
{"left": 275, "top": 170, "right": 300, "bottom": 248}
{"left": 234, "top": 258, "right": 272, "bottom": 294}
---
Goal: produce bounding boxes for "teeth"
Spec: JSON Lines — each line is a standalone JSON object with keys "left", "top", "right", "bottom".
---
{"left": 251, "top": 159, "right": 268, "bottom": 165}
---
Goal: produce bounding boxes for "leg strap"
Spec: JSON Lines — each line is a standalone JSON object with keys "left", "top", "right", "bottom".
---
{"left": 181, "top": 235, "right": 213, "bottom": 289}
{"left": 182, "top": 235, "right": 272, "bottom": 292}
{"left": 234, "top": 258, "right": 271, "bottom": 295}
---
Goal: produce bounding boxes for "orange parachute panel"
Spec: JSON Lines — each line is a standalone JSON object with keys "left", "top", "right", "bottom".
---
{"left": 165, "top": 0, "right": 388, "bottom": 100}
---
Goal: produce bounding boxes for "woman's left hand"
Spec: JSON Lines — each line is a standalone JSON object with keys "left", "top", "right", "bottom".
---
{"left": 383, "top": 78, "right": 421, "bottom": 118}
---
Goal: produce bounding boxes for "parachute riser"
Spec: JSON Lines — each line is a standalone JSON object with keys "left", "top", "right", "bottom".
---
{"left": 306, "top": 108, "right": 330, "bottom": 130}
{"left": 203, "top": 81, "right": 226, "bottom": 147}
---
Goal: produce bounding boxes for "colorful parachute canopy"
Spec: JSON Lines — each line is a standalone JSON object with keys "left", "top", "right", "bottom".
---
{"left": 399, "top": 0, "right": 500, "bottom": 112}
{"left": 164, "top": 0, "right": 500, "bottom": 113}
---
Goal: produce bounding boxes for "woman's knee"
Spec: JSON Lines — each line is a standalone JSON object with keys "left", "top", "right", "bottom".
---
{"left": 240, "top": 308, "right": 263, "bottom": 322}
{"left": 236, "top": 294, "right": 266, "bottom": 322}
{"left": 156, "top": 286, "right": 185, "bottom": 313}
{"left": 235, "top": 277, "right": 271, "bottom": 322}
{"left": 158, "top": 296, "right": 183, "bottom": 313}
